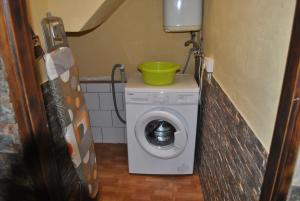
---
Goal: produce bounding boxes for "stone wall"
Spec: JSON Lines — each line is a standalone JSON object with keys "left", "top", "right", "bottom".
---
{"left": 195, "top": 77, "right": 268, "bottom": 201}
{"left": 287, "top": 152, "right": 300, "bottom": 201}
{"left": 0, "top": 56, "right": 21, "bottom": 175}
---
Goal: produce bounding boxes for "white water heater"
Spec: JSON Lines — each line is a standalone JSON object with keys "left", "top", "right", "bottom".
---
{"left": 163, "top": 0, "right": 202, "bottom": 32}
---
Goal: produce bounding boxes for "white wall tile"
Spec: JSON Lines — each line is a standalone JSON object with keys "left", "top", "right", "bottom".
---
{"left": 86, "top": 83, "right": 111, "bottom": 93}
{"left": 102, "top": 128, "right": 125, "bottom": 143}
{"left": 83, "top": 82, "right": 128, "bottom": 144}
{"left": 80, "top": 83, "right": 86, "bottom": 92}
{"left": 84, "top": 93, "right": 100, "bottom": 110}
{"left": 91, "top": 127, "right": 102, "bottom": 143}
{"left": 122, "top": 93, "right": 126, "bottom": 107}
{"left": 113, "top": 83, "right": 125, "bottom": 92}
{"left": 100, "top": 93, "right": 124, "bottom": 110}
{"left": 89, "top": 111, "right": 112, "bottom": 127}
{"left": 112, "top": 110, "right": 126, "bottom": 128}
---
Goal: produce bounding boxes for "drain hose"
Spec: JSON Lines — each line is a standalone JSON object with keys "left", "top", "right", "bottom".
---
{"left": 111, "top": 64, "right": 126, "bottom": 124}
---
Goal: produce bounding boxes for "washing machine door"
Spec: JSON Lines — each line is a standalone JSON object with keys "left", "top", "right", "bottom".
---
{"left": 135, "top": 109, "right": 188, "bottom": 159}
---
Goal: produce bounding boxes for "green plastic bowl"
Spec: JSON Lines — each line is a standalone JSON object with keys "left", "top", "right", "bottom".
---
{"left": 138, "top": 61, "right": 180, "bottom": 85}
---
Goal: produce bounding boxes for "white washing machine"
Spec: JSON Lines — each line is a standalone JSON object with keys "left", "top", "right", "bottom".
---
{"left": 125, "top": 73, "right": 199, "bottom": 174}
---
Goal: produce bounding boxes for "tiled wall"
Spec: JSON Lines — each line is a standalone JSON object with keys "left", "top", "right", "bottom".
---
{"left": 292, "top": 153, "right": 300, "bottom": 186}
{"left": 195, "top": 77, "right": 268, "bottom": 201}
{"left": 0, "top": 58, "right": 20, "bottom": 153}
{"left": 0, "top": 59, "right": 20, "bottom": 152}
{"left": 80, "top": 82, "right": 127, "bottom": 143}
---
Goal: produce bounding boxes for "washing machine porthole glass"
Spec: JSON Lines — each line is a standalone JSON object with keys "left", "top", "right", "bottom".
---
{"left": 145, "top": 120, "right": 176, "bottom": 147}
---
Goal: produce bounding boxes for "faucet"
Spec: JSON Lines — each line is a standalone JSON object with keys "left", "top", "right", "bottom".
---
{"left": 184, "top": 40, "right": 200, "bottom": 50}
{"left": 184, "top": 31, "right": 201, "bottom": 57}
{"left": 182, "top": 32, "right": 203, "bottom": 83}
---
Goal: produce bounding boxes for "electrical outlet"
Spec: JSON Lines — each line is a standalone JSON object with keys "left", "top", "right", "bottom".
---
{"left": 204, "top": 57, "right": 214, "bottom": 73}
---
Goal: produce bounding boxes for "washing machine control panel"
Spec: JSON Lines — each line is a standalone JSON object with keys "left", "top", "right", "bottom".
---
{"left": 126, "top": 92, "right": 198, "bottom": 105}
{"left": 154, "top": 94, "right": 169, "bottom": 104}
{"left": 175, "top": 94, "right": 198, "bottom": 104}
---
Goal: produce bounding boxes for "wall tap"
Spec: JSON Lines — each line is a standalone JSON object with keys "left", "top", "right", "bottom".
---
{"left": 184, "top": 35, "right": 201, "bottom": 59}
{"left": 112, "top": 64, "right": 126, "bottom": 83}
{"left": 184, "top": 40, "right": 200, "bottom": 50}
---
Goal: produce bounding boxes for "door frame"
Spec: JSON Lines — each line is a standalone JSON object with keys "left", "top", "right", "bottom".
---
{"left": 0, "top": 1, "right": 64, "bottom": 201}
{"left": 260, "top": 1, "right": 300, "bottom": 201}
{"left": 1, "top": 0, "right": 300, "bottom": 201}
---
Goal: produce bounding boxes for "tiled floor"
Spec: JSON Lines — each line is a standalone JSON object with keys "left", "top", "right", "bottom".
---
{"left": 95, "top": 144, "right": 204, "bottom": 201}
